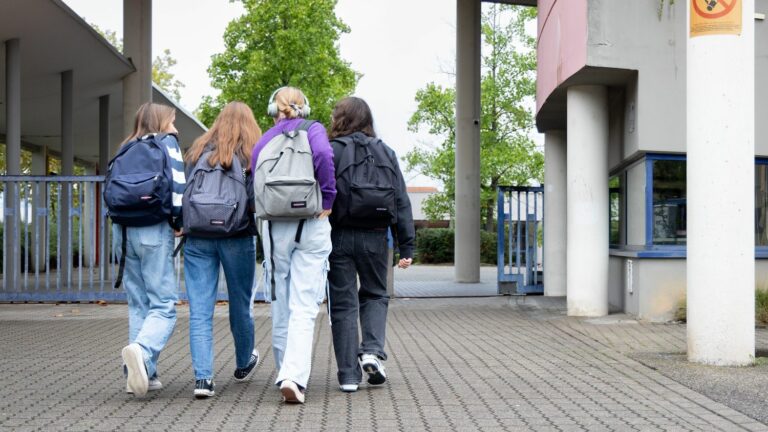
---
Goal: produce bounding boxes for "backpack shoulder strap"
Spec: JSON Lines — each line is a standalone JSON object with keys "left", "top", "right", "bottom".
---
{"left": 297, "top": 120, "right": 316, "bottom": 132}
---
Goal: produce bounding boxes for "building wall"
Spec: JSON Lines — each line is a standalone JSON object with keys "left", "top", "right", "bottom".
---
{"left": 586, "top": 0, "right": 768, "bottom": 157}
{"left": 626, "top": 161, "right": 646, "bottom": 246}
{"left": 536, "top": 0, "right": 588, "bottom": 114}
{"left": 587, "top": 0, "right": 686, "bottom": 157}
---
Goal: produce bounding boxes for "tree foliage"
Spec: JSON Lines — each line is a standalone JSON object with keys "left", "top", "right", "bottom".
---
{"left": 197, "top": 0, "right": 360, "bottom": 128}
{"left": 92, "top": 25, "right": 185, "bottom": 102}
{"left": 406, "top": 5, "right": 543, "bottom": 230}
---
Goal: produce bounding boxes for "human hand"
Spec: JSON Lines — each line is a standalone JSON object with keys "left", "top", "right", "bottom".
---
{"left": 317, "top": 209, "right": 332, "bottom": 219}
{"left": 398, "top": 258, "right": 413, "bottom": 269}
{"left": 174, "top": 228, "right": 184, "bottom": 238}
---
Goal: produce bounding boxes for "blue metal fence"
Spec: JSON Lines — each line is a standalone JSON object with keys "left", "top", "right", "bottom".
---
{"left": 497, "top": 186, "right": 544, "bottom": 295}
{"left": 0, "top": 175, "right": 260, "bottom": 302}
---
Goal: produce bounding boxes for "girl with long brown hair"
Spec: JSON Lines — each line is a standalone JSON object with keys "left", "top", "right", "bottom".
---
{"left": 182, "top": 101, "right": 262, "bottom": 398}
{"left": 113, "top": 102, "right": 185, "bottom": 397}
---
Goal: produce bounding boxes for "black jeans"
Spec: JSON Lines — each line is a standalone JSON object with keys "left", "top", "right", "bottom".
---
{"left": 327, "top": 227, "right": 389, "bottom": 385}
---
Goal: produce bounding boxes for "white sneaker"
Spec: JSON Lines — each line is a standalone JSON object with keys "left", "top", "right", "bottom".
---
{"left": 360, "top": 354, "right": 387, "bottom": 385}
{"left": 122, "top": 344, "right": 149, "bottom": 397}
{"left": 126, "top": 377, "right": 162, "bottom": 394}
{"left": 339, "top": 384, "right": 359, "bottom": 392}
{"left": 280, "top": 380, "right": 305, "bottom": 404}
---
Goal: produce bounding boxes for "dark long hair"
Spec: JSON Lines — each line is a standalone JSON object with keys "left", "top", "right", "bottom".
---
{"left": 329, "top": 97, "right": 376, "bottom": 139}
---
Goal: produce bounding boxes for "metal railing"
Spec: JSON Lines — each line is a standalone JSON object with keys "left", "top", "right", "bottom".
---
{"left": 0, "top": 176, "right": 255, "bottom": 302}
{"left": 497, "top": 186, "right": 544, "bottom": 295}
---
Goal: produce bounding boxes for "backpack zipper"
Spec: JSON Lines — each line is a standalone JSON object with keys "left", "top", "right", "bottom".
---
{"left": 269, "top": 152, "right": 284, "bottom": 173}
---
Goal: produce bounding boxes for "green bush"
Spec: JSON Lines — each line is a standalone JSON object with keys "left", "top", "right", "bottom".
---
{"left": 415, "top": 228, "right": 453, "bottom": 264}
{"left": 480, "top": 230, "right": 498, "bottom": 264}
{"left": 415, "top": 228, "right": 498, "bottom": 264}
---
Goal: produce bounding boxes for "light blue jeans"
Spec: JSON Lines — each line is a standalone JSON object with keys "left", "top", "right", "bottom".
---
{"left": 262, "top": 218, "right": 331, "bottom": 389}
{"left": 184, "top": 236, "right": 256, "bottom": 380}
{"left": 113, "top": 223, "right": 178, "bottom": 379}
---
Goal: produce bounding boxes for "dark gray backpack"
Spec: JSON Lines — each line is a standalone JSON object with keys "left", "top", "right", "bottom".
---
{"left": 254, "top": 120, "right": 322, "bottom": 220}
{"left": 182, "top": 150, "right": 250, "bottom": 237}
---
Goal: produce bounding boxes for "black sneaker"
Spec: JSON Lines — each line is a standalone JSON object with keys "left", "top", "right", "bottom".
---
{"left": 233, "top": 349, "right": 260, "bottom": 382}
{"left": 360, "top": 354, "right": 387, "bottom": 385}
{"left": 194, "top": 379, "right": 215, "bottom": 399}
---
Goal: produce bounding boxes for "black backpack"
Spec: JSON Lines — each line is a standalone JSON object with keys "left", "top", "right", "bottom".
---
{"left": 182, "top": 150, "right": 250, "bottom": 238}
{"left": 104, "top": 133, "right": 174, "bottom": 227}
{"left": 331, "top": 134, "right": 398, "bottom": 228}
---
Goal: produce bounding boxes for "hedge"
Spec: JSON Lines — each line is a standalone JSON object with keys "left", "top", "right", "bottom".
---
{"left": 415, "top": 228, "right": 497, "bottom": 264}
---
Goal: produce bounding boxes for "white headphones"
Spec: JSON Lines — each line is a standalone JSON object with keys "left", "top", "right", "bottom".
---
{"left": 266, "top": 87, "right": 311, "bottom": 118}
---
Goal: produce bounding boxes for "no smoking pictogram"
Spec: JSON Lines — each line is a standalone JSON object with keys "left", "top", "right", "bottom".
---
{"left": 692, "top": 0, "right": 738, "bottom": 19}
{"left": 690, "top": 0, "right": 742, "bottom": 37}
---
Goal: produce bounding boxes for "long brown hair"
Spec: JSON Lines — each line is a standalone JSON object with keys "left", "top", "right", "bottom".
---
{"left": 329, "top": 97, "right": 376, "bottom": 139}
{"left": 121, "top": 102, "right": 176, "bottom": 147}
{"left": 186, "top": 101, "right": 262, "bottom": 169}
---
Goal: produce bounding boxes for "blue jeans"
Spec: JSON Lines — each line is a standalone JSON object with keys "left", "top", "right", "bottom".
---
{"left": 184, "top": 236, "right": 256, "bottom": 380}
{"left": 113, "top": 223, "right": 178, "bottom": 379}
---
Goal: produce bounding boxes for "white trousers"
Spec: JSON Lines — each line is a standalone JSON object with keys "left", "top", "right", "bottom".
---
{"left": 262, "top": 218, "right": 331, "bottom": 388}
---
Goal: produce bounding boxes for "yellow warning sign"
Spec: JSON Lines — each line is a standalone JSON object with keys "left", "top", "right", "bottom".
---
{"left": 690, "top": 0, "right": 742, "bottom": 37}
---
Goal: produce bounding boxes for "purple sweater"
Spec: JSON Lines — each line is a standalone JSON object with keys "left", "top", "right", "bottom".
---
{"left": 251, "top": 118, "right": 336, "bottom": 210}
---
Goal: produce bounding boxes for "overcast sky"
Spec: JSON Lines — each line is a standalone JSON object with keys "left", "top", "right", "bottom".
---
{"left": 62, "top": 0, "right": 536, "bottom": 187}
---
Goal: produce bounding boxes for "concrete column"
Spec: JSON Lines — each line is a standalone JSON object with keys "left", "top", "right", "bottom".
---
{"left": 99, "top": 95, "right": 110, "bottom": 174}
{"left": 5, "top": 38, "right": 21, "bottom": 290}
{"left": 454, "top": 0, "right": 481, "bottom": 283}
{"left": 61, "top": 70, "right": 74, "bottom": 286}
{"left": 5, "top": 40, "right": 21, "bottom": 175}
{"left": 122, "top": 0, "right": 152, "bottom": 146}
{"left": 31, "top": 147, "right": 48, "bottom": 273}
{"left": 544, "top": 131, "right": 567, "bottom": 297}
{"left": 686, "top": 0, "right": 755, "bottom": 365}
{"left": 566, "top": 86, "right": 609, "bottom": 317}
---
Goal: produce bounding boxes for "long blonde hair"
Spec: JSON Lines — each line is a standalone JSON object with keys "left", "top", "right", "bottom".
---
{"left": 121, "top": 102, "right": 176, "bottom": 147}
{"left": 274, "top": 87, "right": 309, "bottom": 119}
{"left": 186, "top": 101, "right": 262, "bottom": 169}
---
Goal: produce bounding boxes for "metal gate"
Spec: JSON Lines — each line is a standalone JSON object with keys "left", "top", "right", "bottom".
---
{"left": 0, "top": 176, "right": 255, "bottom": 302}
{"left": 497, "top": 186, "right": 544, "bottom": 295}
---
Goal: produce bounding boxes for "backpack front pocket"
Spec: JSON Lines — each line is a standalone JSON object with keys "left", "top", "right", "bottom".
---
{"left": 107, "top": 172, "right": 164, "bottom": 211}
{"left": 187, "top": 194, "right": 237, "bottom": 235}
{"left": 263, "top": 176, "right": 320, "bottom": 218}
{"left": 349, "top": 183, "right": 396, "bottom": 222}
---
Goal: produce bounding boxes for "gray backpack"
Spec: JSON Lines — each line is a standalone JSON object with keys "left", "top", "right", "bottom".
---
{"left": 182, "top": 150, "right": 250, "bottom": 237}
{"left": 254, "top": 120, "right": 322, "bottom": 220}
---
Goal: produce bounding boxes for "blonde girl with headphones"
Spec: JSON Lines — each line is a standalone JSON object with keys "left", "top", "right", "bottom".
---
{"left": 251, "top": 87, "right": 336, "bottom": 404}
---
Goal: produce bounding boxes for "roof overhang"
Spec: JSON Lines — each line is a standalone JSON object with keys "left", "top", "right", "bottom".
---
{"left": 0, "top": 0, "right": 206, "bottom": 169}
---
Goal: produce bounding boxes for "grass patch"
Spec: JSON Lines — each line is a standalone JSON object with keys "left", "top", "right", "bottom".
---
{"left": 674, "top": 289, "right": 768, "bottom": 325}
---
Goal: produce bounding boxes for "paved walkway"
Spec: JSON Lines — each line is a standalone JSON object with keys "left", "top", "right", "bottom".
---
{"left": 2, "top": 291, "right": 768, "bottom": 431}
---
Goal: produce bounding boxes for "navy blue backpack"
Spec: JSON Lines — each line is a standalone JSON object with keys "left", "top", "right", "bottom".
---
{"left": 104, "top": 133, "right": 175, "bottom": 288}
{"left": 104, "top": 133, "right": 174, "bottom": 227}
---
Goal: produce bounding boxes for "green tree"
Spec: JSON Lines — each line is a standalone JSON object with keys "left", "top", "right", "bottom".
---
{"left": 406, "top": 5, "right": 543, "bottom": 231}
{"left": 197, "top": 0, "right": 360, "bottom": 128}
{"left": 92, "top": 25, "right": 185, "bottom": 102}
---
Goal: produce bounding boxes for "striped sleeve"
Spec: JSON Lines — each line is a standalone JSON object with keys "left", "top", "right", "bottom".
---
{"left": 162, "top": 134, "right": 186, "bottom": 217}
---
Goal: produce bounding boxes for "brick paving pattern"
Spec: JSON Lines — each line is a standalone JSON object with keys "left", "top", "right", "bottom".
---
{"left": 1, "top": 296, "right": 766, "bottom": 431}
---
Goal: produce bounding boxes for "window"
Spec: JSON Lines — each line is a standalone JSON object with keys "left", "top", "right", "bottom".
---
{"left": 756, "top": 162, "right": 768, "bottom": 246}
{"left": 650, "top": 158, "right": 686, "bottom": 245}
{"left": 609, "top": 175, "right": 623, "bottom": 246}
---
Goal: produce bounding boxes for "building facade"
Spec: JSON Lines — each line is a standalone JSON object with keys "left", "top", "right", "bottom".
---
{"left": 537, "top": 0, "right": 767, "bottom": 321}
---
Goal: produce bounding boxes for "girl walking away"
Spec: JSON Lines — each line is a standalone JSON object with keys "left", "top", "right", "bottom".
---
{"left": 252, "top": 87, "right": 336, "bottom": 404}
{"left": 104, "top": 103, "right": 185, "bottom": 397}
{"left": 327, "top": 97, "right": 414, "bottom": 392}
{"left": 182, "top": 102, "right": 262, "bottom": 399}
